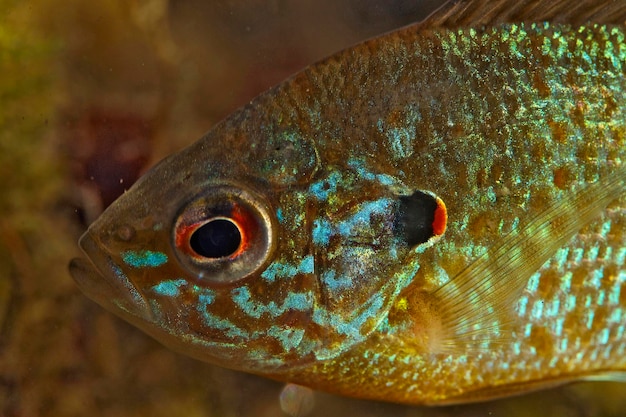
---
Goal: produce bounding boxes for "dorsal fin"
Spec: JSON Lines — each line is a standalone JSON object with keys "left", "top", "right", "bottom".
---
{"left": 421, "top": 0, "right": 626, "bottom": 29}
{"left": 432, "top": 164, "right": 626, "bottom": 353}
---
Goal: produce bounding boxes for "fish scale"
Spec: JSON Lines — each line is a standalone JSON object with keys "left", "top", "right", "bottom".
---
{"left": 70, "top": 0, "right": 626, "bottom": 406}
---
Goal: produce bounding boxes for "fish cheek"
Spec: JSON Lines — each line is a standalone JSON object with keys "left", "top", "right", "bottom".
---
{"left": 307, "top": 181, "right": 450, "bottom": 352}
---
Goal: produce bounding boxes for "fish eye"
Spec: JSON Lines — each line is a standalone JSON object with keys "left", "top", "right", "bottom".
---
{"left": 173, "top": 184, "right": 275, "bottom": 285}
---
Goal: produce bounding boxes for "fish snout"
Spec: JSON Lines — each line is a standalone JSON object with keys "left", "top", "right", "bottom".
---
{"left": 70, "top": 231, "right": 153, "bottom": 322}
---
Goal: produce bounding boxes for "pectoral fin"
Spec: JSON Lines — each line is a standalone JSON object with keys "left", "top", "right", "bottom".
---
{"left": 432, "top": 165, "right": 626, "bottom": 353}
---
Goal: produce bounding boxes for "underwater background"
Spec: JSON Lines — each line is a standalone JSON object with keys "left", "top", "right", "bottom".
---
{"left": 1, "top": 0, "right": 626, "bottom": 415}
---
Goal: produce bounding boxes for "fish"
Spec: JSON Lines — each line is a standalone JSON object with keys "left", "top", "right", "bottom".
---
{"left": 69, "top": 0, "right": 626, "bottom": 405}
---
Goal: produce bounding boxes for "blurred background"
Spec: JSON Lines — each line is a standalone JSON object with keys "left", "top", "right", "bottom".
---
{"left": 1, "top": 0, "right": 625, "bottom": 415}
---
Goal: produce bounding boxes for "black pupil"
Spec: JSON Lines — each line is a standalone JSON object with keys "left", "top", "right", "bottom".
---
{"left": 190, "top": 219, "right": 242, "bottom": 258}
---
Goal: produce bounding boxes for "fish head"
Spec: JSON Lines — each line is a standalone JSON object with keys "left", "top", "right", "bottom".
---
{"left": 69, "top": 94, "right": 446, "bottom": 373}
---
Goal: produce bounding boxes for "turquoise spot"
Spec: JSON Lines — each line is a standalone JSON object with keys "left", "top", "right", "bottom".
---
{"left": 194, "top": 287, "right": 249, "bottom": 339}
{"left": 198, "top": 291, "right": 215, "bottom": 307}
{"left": 261, "top": 255, "right": 315, "bottom": 282}
{"left": 276, "top": 208, "right": 284, "bottom": 223}
{"left": 231, "top": 286, "right": 312, "bottom": 319}
{"left": 517, "top": 296, "right": 528, "bottom": 316}
{"left": 151, "top": 279, "right": 187, "bottom": 297}
{"left": 609, "top": 283, "right": 621, "bottom": 305}
{"left": 267, "top": 325, "right": 305, "bottom": 351}
{"left": 122, "top": 250, "right": 168, "bottom": 268}
{"left": 309, "top": 171, "right": 341, "bottom": 200}
{"left": 553, "top": 317, "right": 564, "bottom": 336}
{"left": 598, "top": 329, "right": 610, "bottom": 345}
{"left": 347, "top": 158, "right": 400, "bottom": 187}
{"left": 320, "top": 270, "right": 352, "bottom": 292}
{"left": 312, "top": 218, "right": 332, "bottom": 246}
{"left": 199, "top": 311, "right": 248, "bottom": 339}
{"left": 299, "top": 255, "right": 314, "bottom": 274}
{"left": 312, "top": 291, "right": 385, "bottom": 338}
{"left": 586, "top": 310, "right": 595, "bottom": 329}
{"left": 337, "top": 198, "right": 393, "bottom": 237}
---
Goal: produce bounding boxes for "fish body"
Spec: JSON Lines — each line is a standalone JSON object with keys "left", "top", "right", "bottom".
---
{"left": 70, "top": 0, "right": 626, "bottom": 405}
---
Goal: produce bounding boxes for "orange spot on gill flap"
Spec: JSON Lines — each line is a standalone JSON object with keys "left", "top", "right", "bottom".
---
{"left": 432, "top": 197, "right": 447, "bottom": 236}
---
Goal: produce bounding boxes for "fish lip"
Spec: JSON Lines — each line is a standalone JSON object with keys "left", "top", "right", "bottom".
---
{"left": 70, "top": 231, "right": 153, "bottom": 322}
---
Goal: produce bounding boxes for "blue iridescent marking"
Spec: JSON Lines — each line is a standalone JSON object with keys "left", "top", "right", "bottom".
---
{"left": 312, "top": 199, "right": 394, "bottom": 251}
{"left": 267, "top": 326, "right": 305, "bottom": 351}
{"left": 261, "top": 255, "right": 315, "bottom": 283}
{"left": 600, "top": 219, "right": 612, "bottom": 236}
{"left": 320, "top": 270, "right": 352, "bottom": 291}
{"left": 347, "top": 158, "right": 401, "bottom": 187}
{"left": 196, "top": 287, "right": 216, "bottom": 305}
{"left": 609, "top": 283, "right": 621, "bottom": 305}
{"left": 523, "top": 323, "right": 532, "bottom": 338}
{"left": 377, "top": 119, "right": 414, "bottom": 159}
{"left": 122, "top": 250, "right": 168, "bottom": 268}
{"left": 526, "top": 272, "right": 540, "bottom": 293}
{"left": 517, "top": 295, "right": 528, "bottom": 316}
{"left": 231, "top": 287, "right": 313, "bottom": 319}
{"left": 560, "top": 271, "right": 572, "bottom": 292}
{"left": 609, "top": 308, "right": 622, "bottom": 324}
{"left": 553, "top": 247, "right": 569, "bottom": 270}
{"left": 598, "top": 328, "right": 610, "bottom": 345}
{"left": 309, "top": 171, "right": 342, "bottom": 200}
{"left": 572, "top": 247, "right": 584, "bottom": 264}
{"left": 530, "top": 301, "right": 543, "bottom": 320}
{"left": 312, "top": 218, "right": 332, "bottom": 246}
{"left": 151, "top": 279, "right": 188, "bottom": 297}
{"left": 554, "top": 317, "right": 564, "bottom": 336}
{"left": 276, "top": 208, "right": 284, "bottom": 223}
{"left": 587, "top": 246, "right": 599, "bottom": 262}
{"left": 195, "top": 288, "right": 249, "bottom": 339}
{"left": 299, "top": 255, "right": 314, "bottom": 274}
{"left": 585, "top": 309, "right": 595, "bottom": 329}
{"left": 337, "top": 198, "right": 393, "bottom": 237}
{"left": 312, "top": 291, "right": 385, "bottom": 338}
{"left": 546, "top": 299, "right": 560, "bottom": 318}
{"left": 200, "top": 311, "right": 249, "bottom": 339}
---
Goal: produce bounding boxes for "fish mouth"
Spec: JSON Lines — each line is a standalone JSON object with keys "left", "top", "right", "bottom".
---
{"left": 69, "top": 231, "right": 153, "bottom": 323}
